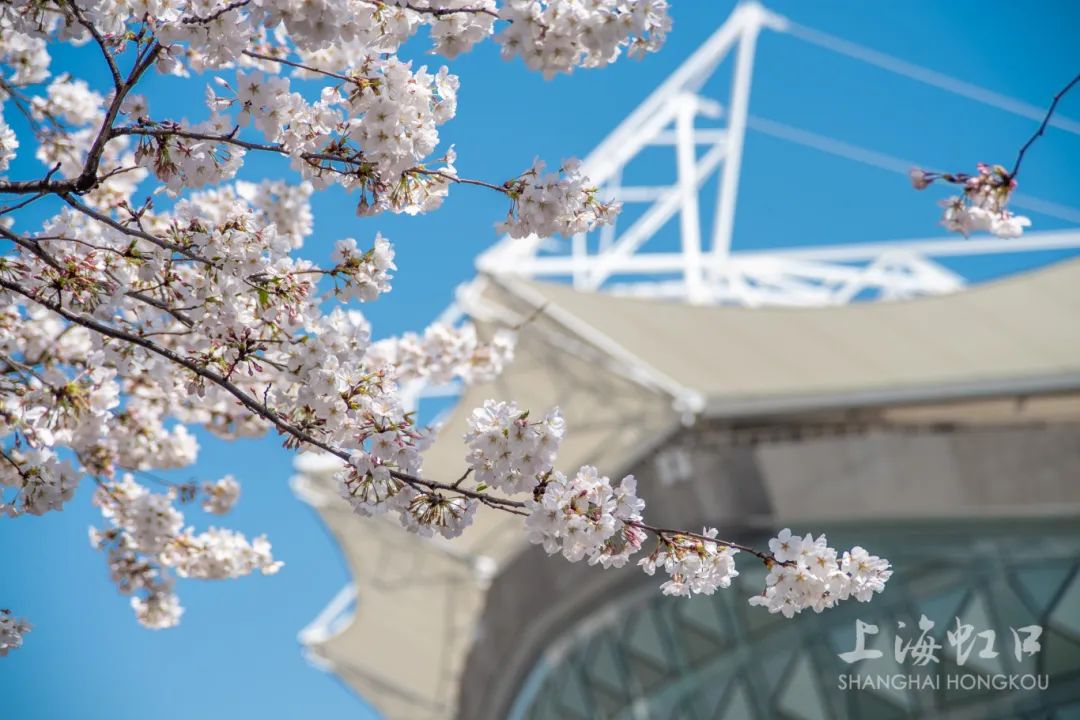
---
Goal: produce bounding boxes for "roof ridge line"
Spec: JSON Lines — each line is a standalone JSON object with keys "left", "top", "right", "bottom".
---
{"left": 482, "top": 273, "right": 706, "bottom": 417}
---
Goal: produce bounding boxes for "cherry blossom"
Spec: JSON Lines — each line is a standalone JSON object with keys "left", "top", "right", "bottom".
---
{"left": 497, "top": 0, "right": 671, "bottom": 79}
{"left": 0, "top": 0, "right": 900, "bottom": 649}
{"left": 910, "top": 163, "right": 1031, "bottom": 238}
{"left": 162, "top": 527, "right": 283, "bottom": 579}
{"left": 910, "top": 72, "right": 1080, "bottom": 239}
{"left": 201, "top": 475, "right": 240, "bottom": 515}
{"left": 499, "top": 158, "right": 622, "bottom": 239}
{"left": 748, "top": 529, "right": 892, "bottom": 617}
{"left": 330, "top": 234, "right": 395, "bottom": 302}
{"left": 465, "top": 400, "right": 564, "bottom": 493}
{"left": 523, "top": 466, "right": 642, "bottom": 562}
{"left": 89, "top": 475, "right": 282, "bottom": 628}
{"left": 0, "top": 609, "right": 30, "bottom": 656}
{"left": 0, "top": 447, "right": 79, "bottom": 518}
{"left": 369, "top": 323, "right": 516, "bottom": 384}
{"left": 0, "top": 117, "right": 16, "bottom": 174}
{"left": 639, "top": 527, "right": 739, "bottom": 597}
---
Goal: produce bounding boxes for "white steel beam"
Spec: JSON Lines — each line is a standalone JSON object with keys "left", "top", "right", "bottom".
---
{"left": 576, "top": 2, "right": 786, "bottom": 183}
{"left": 675, "top": 94, "right": 707, "bottom": 302}
{"left": 733, "top": 230, "right": 1080, "bottom": 263}
{"left": 709, "top": 3, "right": 765, "bottom": 265}
{"left": 477, "top": 229, "right": 1080, "bottom": 284}
{"left": 585, "top": 141, "right": 728, "bottom": 289}
{"left": 649, "top": 128, "right": 728, "bottom": 145}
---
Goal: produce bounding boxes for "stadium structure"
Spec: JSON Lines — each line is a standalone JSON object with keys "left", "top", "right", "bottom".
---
{"left": 291, "top": 4, "right": 1080, "bottom": 718}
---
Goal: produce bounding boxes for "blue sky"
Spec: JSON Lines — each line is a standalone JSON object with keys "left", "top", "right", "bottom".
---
{"left": 2, "top": 2, "right": 1079, "bottom": 718}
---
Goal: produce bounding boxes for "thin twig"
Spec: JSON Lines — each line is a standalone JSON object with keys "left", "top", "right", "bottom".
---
{"left": 181, "top": 0, "right": 251, "bottom": 24}
{"left": 0, "top": 277, "right": 526, "bottom": 511}
{"left": 385, "top": 1, "right": 499, "bottom": 19}
{"left": 59, "top": 193, "right": 209, "bottom": 264}
{"left": 67, "top": 1, "right": 123, "bottom": 91}
{"left": 241, "top": 49, "right": 355, "bottom": 84}
{"left": 632, "top": 521, "right": 778, "bottom": 565}
{"left": 1011, "top": 71, "right": 1080, "bottom": 178}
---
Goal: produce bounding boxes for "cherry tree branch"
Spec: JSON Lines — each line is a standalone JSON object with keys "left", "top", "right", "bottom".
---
{"left": 112, "top": 125, "right": 514, "bottom": 195}
{"left": 1011, "top": 71, "right": 1080, "bottom": 178}
{"left": 0, "top": 277, "right": 520, "bottom": 505}
{"left": 58, "top": 193, "right": 210, "bottom": 264}
{"left": 66, "top": 1, "right": 123, "bottom": 91}
{"left": 630, "top": 521, "right": 777, "bottom": 564}
{"left": 0, "top": 275, "right": 784, "bottom": 564}
{"left": 0, "top": 37, "right": 159, "bottom": 196}
{"left": 387, "top": 1, "right": 500, "bottom": 19}
{"left": 241, "top": 49, "right": 356, "bottom": 84}
{"left": 180, "top": 0, "right": 252, "bottom": 24}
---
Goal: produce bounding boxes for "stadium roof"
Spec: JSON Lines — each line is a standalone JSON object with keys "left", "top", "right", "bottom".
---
{"left": 294, "top": 258, "right": 1080, "bottom": 720}
{"left": 480, "top": 256, "right": 1080, "bottom": 418}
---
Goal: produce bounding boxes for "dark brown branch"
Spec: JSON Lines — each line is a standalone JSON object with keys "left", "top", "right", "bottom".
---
{"left": 80, "top": 42, "right": 161, "bottom": 185}
{"left": 111, "top": 125, "right": 362, "bottom": 166}
{"left": 59, "top": 193, "right": 209, "bottom": 264}
{"left": 67, "top": 1, "right": 123, "bottom": 91}
{"left": 631, "top": 521, "right": 778, "bottom": 565}
{"left": 0, "top": 190, "right": 50, "bottom": 217}
{"left": 0, "top": 41, "right": 160, "bottom": 196}
{"left": 387, "top": 1, "right": 499, "bottom": 19}
{"left": 0, "top": 225, "right": 61, "bottom": 271}
{"left": 181, "top": 0, "right": 251, "bottom": 24}
{"left": 0, "top": 277, "right": 526, "bottom": 510}
{"left": 241, "top": 49, "right": 355, "bottom": 84}
{"left": 112, "top": 126, "right": 513, "bottom": 196}
{"left": 1011, "top": 71, "right": 1080, "bottom": 178}
{"left": 0, "top": 175, "right": 90, "bottom": 195}
{"left": 412, "top": 168, "right": 509, "bottom": 194}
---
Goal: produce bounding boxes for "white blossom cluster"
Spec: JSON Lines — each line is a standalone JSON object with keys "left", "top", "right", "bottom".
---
{"left": 455, "top": 400, "right": 890, "bottom": 609}
{"left": 0, "top": 174, "right": 514, "bottom": 629}
{"left": 421, "top": 0, "right": 499, "bottom": 58}
{"left": 525, "top": 466, "right": 646, "bottom": 565}
{"left": 337, "top": 445, "right": 478, "bottom": 540}
{"left": 748, "top": 529, "right": 893, "bottom": 618}
{"left": 201, "top": 475, "right": 241, "bottom": 515}
{"left": 499, "top": 158, "right": 622, "bottom": 239}
{"left": 368, "top": 324, "right": 516, "bottom": 385}
{"left": 89, "top": 474, "right": 280, "bottom": 628}
{"left": 235, "top": 179, "right": 314, "bottom": 247}
{"left": 0, "top": 447, "right": 79, "bottom": 518}
{"left": 339, "top": 452, "right": 416, "bottom": 518}
{"left": 0, "top": 609, "right": 30, "bottom": 656}
{"left": 163, "top": 527, "right": 283, "bottom": 579}
{"left": 2, "top": 0, "right": 637, "bottom": 219}
{"left": 497, "top": 0, "right": 671, "bottom": 78}
{"left": 639, "top": 527, "right": 739, "bottom": 597}
{"left": 402, "top": 492, "right": 478, "bottom": 539}
{"left": 331, "top": 234, "right": 396, "bottom": 302}
{"left": 32, "top": 76, "right": 105, "bottom": 126}
{"left": 464, "top": 400, "right": 565, "bottom": 493}
{"left": 0, "top": 14, "right": 49, "bottom": 86}
{"left": 0, "top": 116, "right": 16, "bottom": 175}
{"left": 910, "top": 164, "right": 1031, "bottom": 238}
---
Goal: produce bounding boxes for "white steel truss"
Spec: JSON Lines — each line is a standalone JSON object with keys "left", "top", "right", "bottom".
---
{"left": 471, "top": 1, "right": 1080, "bottom": 308}
{"left": 396, "top": 2, "right": 1080, "bottom": 413}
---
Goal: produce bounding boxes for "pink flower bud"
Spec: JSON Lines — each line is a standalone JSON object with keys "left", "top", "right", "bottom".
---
{"left": 908, "top": 168, "right": 931, "bottom": 190}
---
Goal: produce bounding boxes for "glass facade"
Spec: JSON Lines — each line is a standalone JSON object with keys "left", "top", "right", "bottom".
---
{"left": 508, "top": 522, "right": 1080, "bottom": 720}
